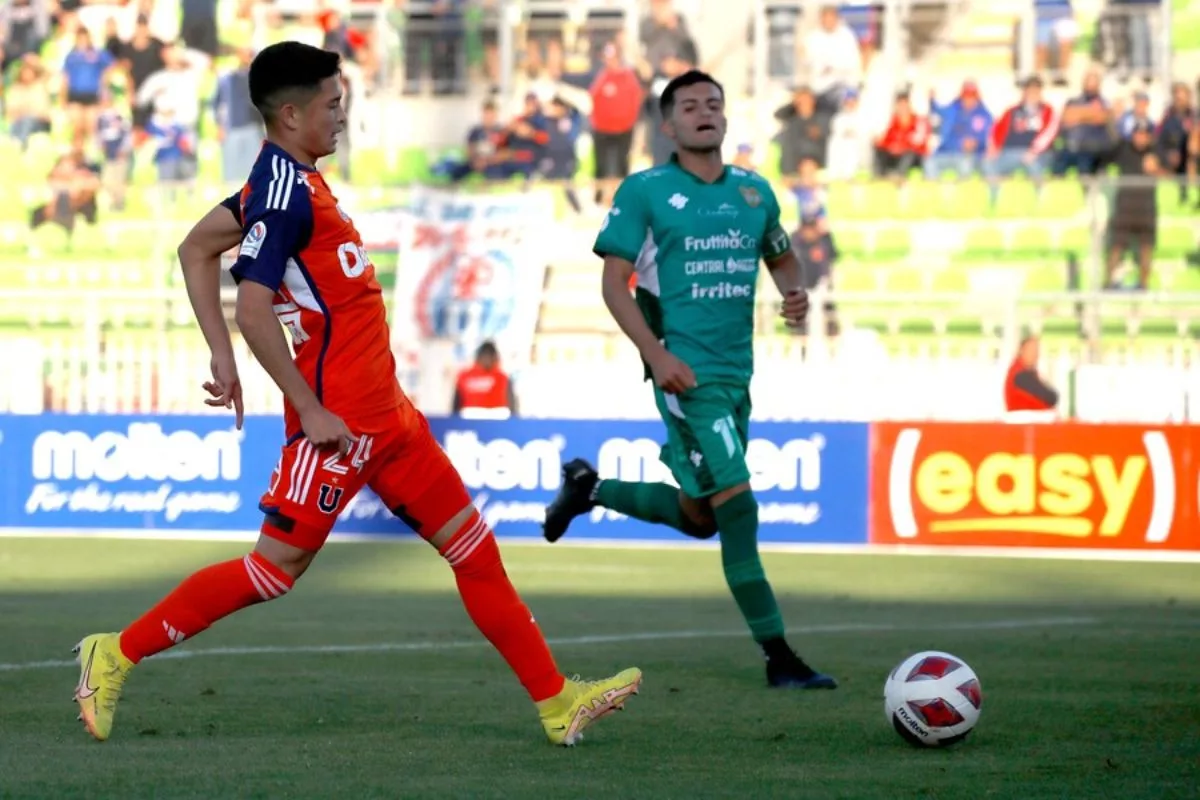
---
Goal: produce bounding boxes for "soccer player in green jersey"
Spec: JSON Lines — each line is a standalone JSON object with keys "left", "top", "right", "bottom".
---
{"left": 541, "top": 70, "right": 837, "bottom": 690}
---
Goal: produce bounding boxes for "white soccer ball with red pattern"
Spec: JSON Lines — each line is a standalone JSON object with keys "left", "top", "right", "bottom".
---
{"left": 883, "top": 651, "right": 983, "bottom": 747}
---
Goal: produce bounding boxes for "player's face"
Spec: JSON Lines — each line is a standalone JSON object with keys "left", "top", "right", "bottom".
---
{"left": 298, "top": 75, "right": 347, "bottom": 159}
{"left": 665, "top": 82, "right": 726, "bottom": 154}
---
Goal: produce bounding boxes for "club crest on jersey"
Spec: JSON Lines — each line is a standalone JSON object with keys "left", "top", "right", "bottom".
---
{"left": 239, "top": 221, "right": 267, "bottom": 259}
{"left": 739, "top": 186, "right": 762, "bottom": 208}
{"left": 317, "top": 484, "right": 344, "bottom": 515}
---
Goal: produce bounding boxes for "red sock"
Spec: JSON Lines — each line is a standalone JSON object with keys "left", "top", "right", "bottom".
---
{"left": 119, "top": 551, "right": 294, "bottom": 664}
{"left": 441, "top": 513, "right": 565, "bottom": 702}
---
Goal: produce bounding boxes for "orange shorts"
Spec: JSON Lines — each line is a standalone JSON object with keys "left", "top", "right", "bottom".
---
{"left": 259, "top": 404, "right": 470, "bottom": 551}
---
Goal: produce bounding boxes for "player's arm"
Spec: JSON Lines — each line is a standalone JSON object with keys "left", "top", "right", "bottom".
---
{"left": 178, "top": 195, "right": 246, "bottom": 424}
{"left": 759, "top": 186, "right": 809, "bottom": 329}
{"left": 236, "top": 282, "right": 324, "bottom": 414}
{"left": 178, "top": 195, "right": 243, "bottom": 358}
{"left": 594, "top": 183, "right": 696, "bottom": 393}
{"left": 230, "top": 197, "right": 354, "bottom": 452}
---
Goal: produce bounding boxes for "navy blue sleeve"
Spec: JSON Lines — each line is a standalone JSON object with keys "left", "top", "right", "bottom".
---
{"left": 229, "top": 181, "right": 314, "bottom": 293}
{"left": 219, "top": 192, "right": 242, "bottom": 226}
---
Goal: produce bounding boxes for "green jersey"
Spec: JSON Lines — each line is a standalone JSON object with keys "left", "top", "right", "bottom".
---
{"left": 593, "top": 155, "right": 791, "bottom": 386}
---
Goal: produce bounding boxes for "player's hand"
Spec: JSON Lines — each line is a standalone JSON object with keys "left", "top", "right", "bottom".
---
{"left": 648, "top": 349, "right": 697, "bottom": 395}
{"left": 203, "top": 352, "right": 245, "bottom": 430}
{"left": 781, "top": 288, "right": 810, "bottom": 328}
{"left": 300, "top": 406, "right": 356, "bottom": 456}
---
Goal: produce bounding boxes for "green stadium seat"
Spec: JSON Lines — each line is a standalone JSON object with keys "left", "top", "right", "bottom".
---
{"left": 933, "top": 181, "right": 989, "bottom": 220}
{"left": 1038, "top": 180, "right": 1086, "bottom": 218}
{"left": 835, "top": 263, "right": 883, "bottom": 292}
{"left": 993, "top": 180, "right": 1038, "bottom": 218}
{"left": 873, "top": 227, "right": 911, "bottom": 258}
{"left": 1011, "top": 225, "right": 1054, "bottom": 256}
{"left": 1159, "top": 224, "right": 1196, "bottom": 258}
{"left": 964, "top": 224, "right": 1006, "bottom": 256}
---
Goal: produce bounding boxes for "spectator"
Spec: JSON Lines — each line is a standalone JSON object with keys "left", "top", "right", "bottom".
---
{"left": 5, "top": 55, "right": 52, "bottom": 151}
{"left": 145, "top": 108, "right": 197, "bottom": 204}
{"left": 1104, "top": 0, "right": 1157, "bottom": 82}
{"left": 589, "top": 41, "right": 643, "bottom": 206}
{"left": 985, "top": 75, "right": 1058, "bottom": 207}
{"left": 1004, "top": 335, "right": 1059, "bottom": 414}
{"left": 925, "top": 80, "right": 993, "bottom": 180}
{"left": 1157, "top": 82, "right": 1195, "bottom": 205}
{"left": 61, "top": 27, "right": 115, "bottom": 143}
{"left": 213, "top": 46, "right": 262, "bottom": 184}
{"left": 453, "top": 341, "right": 517, "bottom": 420}
{"left": 1053, "top": 70, "right": 1116, "bottom": 178}
{"left": 403, "top": 0, "right": 467, "bottom": 96}
{"left": 1117, "top": 90, "right": 1154, "bottom": 140}
{"left": 825, "top": 87, "right": 869, "bottom": 179}
{"left": 645, "top": 54, "right": 694, "bottom": 166}
{"left": 115, "top": 17, "right": 166, "bottom": 135}
{"left": 790, "top": 158, "right": 831, "bottom": 237}
{"left": 874, "top": 93, "right": 929, "bottom": 182}
{"left": 29, "top": 147, "right": 100, "bottom": 247}
{"left": 0, "top": 0, "right": 52, "bottom": 72}
{"left": 775, "top": 84, "right": 832, "bottom": 174}
{"left": 801, "top": 5, "right": 862, "bottom": 114}
{"left": 1033, "top": 0, "right": 1077, "bottom": 83}
{"left": 838, "top": 2, "right": 881, "bottom": 69}
{"left": 448, "top": 100, "right": 511, "bottom": 182}
{"left": 640, "top": 1, "right": 698, "bottom": 167}
{"left": 135, "top": 44, "right": 208, "bottom": 130}
{"left": 1105, "top": 115, "right": 1159, "bottom": 290}
{"left": 791, "top": 209, "right": 839, "bottom": 338}
{"left": 179, "top": 0, "right": 219, "bottom": 59}
{"left": 640, "top": 0, "right": 697, "bottom": 88}
{"left": 504, "top": 91, "right": 550, "bottom": 180}
{"left": 101, "top": 16, "right": 121, "bottom": 59}
{"left": 538, "top": 96, "right": 584, "bottom": 214}
{"left": 95, "top": 95, "right": 131, "bottom": 210}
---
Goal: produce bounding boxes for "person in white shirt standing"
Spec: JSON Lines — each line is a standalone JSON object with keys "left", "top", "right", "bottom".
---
{"left": 802, "top": 5, "right": 862, "bottom": 115}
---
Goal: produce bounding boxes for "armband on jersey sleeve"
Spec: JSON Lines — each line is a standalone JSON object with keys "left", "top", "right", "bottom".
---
{"left": 760, "top": 184, "right": 792, "bottom": 261}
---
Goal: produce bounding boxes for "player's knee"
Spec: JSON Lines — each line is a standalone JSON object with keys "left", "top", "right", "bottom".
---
{"left": 256, "top": 512, "right": 320, "bottom": 580}
{"left": 680, "top": 512, "right": 719, "bottom": 539}
{"left": 437, "top": 511, "right": 501, "bottom": 574}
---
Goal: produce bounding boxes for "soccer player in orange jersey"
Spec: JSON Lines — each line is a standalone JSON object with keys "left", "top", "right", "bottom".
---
{"left": 72, "top": 41, "right": 641, "bottom": 747}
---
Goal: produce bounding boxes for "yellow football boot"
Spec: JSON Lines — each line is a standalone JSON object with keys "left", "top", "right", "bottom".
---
{"left": 73, "top": 632, "right": 134, "bottom": 741}
{"left": 537, "top": 667, "right": 643, "bottom": 746}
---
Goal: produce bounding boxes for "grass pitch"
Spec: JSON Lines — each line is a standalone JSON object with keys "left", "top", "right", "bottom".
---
{"left": 1, "top": 537, "right": 1198, "bottom": 799}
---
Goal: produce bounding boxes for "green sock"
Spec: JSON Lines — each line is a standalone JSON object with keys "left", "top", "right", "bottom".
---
{"left": 594, "top": 480, "right": 712, "bottom": 539}
{"left": 714, "top": 492, "right": 785, "bottom": 642}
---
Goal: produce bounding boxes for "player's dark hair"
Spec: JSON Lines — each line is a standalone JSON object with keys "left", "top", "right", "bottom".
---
{"left": 249, "top": 41, "right": 341, "bottom": 124}
{"left": 659, "top": 70, "right": 724, "bottom": 118}
{"left": 477, "top": 341, "right": 499, "bottom": 360}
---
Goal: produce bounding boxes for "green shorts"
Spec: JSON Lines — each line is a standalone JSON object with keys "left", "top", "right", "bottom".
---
{"left": 653, "top": 382, "right": 752, "bottom": 499}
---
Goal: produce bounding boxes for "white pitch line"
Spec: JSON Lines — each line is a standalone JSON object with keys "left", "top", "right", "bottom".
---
{"left": 0, "top": 616, "right": 1096, "bottom": 673}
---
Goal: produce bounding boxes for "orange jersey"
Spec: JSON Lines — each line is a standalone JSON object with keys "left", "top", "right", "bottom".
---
{"left": 228, "top": 143, "right": 405, "bottom": 434}
{"left": 455, "top": 365, "right": 510, "bottom": 409}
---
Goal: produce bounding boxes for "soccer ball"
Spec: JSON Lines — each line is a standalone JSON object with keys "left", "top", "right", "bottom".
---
{"left": 883, "top": 650, "right": 983, "bottom": 747}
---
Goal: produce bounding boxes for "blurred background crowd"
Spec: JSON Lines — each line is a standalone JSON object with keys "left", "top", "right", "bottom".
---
{"left": 0, "top": 0, "right": 1198, "bottom": 420}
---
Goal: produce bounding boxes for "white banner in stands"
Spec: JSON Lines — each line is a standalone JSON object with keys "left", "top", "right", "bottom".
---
{"left": 392, "top": 187, "right": 556, "bottom": 384}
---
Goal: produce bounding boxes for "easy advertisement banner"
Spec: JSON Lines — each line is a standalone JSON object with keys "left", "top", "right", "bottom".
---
{"left": 869, "top": 422, "right": 1200, "bottom": 551}
{"left": 0, "top": 415, "right": 871, "bottom": 544}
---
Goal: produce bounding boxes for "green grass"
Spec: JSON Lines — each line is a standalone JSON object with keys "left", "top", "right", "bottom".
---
{"left": 2, "top": 537, "right": 1199, "bottom": 798}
